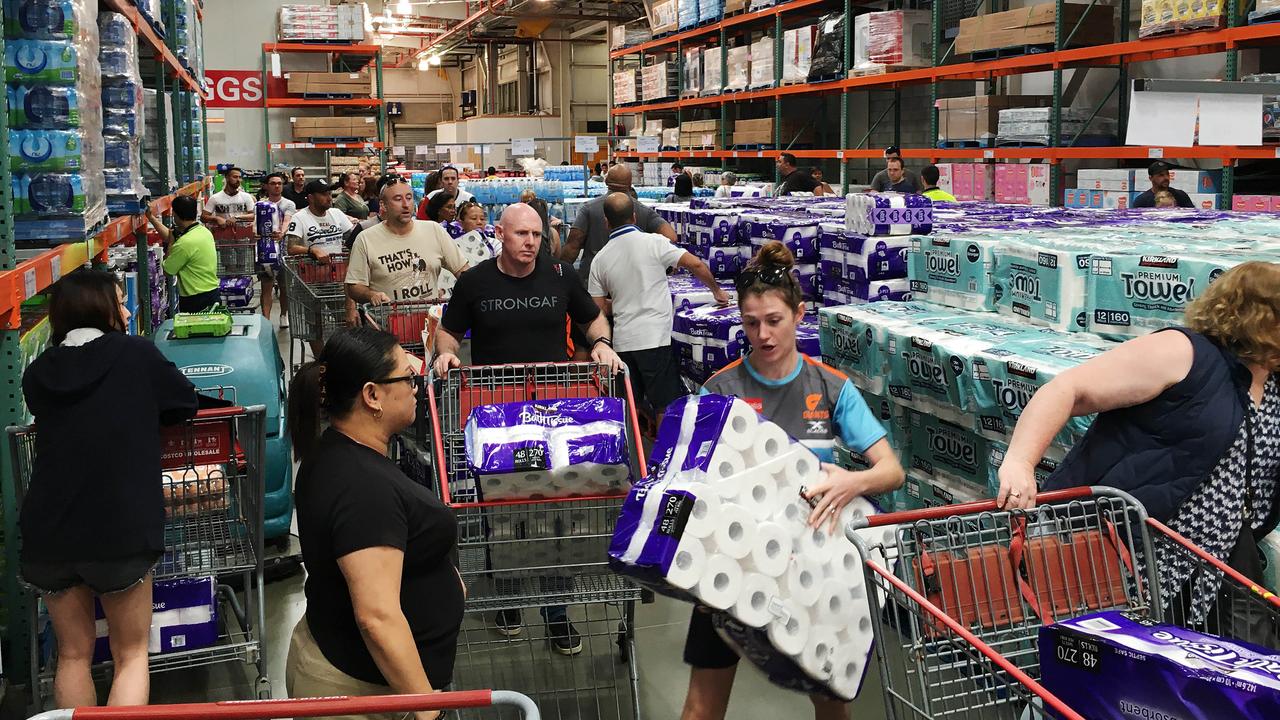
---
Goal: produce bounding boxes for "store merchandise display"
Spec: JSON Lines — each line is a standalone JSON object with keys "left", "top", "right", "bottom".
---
{"left": 218, "top": 275, "right": 255, "bottom": 310}
{"left": 782, "top": 24, "right": 814, "bottom": 83}
{"left": 995, "top": 107, "right": 1117, "bottom": 145}
{"left": 807, "top": 12, "right": 844, "bottom": 81}
{"left": 1040, "top": 611, "right": 1280, "bottom": 716}
{"left": 4, "top": 0, "right": 106, "bottom": 241}
{"left": 609, "top": 394, "right": 893, "bottom": 701}
{"left": 107, "top": 242, "right": 168, "bottom": 334}
{"left": 464, "top": 398, "right": 632, "bottom": 501}
{"left": 99, "top": 11, "right": 147, "bottom": 212}
{"left": 1139, "top": 0, "right": 1224, "bottom": 38}
{"left": 852, "top": 10, "right": 930, "bottom": 71}
{"left": 277, "top": 3, "right": 365, "bottom": 41}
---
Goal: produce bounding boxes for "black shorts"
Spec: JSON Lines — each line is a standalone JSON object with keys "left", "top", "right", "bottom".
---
{"left": 20, "top": 552, "right": 159, "bottom": 595}
{"left": 178, "top": 288, "right": 221, "bottom": 313}
{"left": 620, "top": 346, "right": 688, "bottom": 416}
{"left": 683, "top": 606, "right": 739, "bottom": 669}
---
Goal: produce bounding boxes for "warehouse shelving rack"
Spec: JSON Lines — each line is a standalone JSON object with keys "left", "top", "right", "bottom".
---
{"left": 609, "top": 0, "right": 1280, "bottom": 204}
{"left": 260, "top": 43, "right": 388, "bottom": 176}
{"left": 0, "top": 0, "right": 209, "bottom": 688}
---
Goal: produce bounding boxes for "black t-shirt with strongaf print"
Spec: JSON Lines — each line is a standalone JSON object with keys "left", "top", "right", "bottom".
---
{"left": 296, "top": 429, "right": 464, "bottom": 687}
{"left": 441, "top": 254, "right": 601, "bottom": 365}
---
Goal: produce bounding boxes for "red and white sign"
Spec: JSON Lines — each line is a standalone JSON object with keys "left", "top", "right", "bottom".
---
{"left": 202, "top": 70, "right": 265, "bottom": 108}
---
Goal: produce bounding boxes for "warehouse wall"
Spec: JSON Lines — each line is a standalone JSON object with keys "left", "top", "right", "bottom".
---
{"left": 204, "top": 0, "right": 465, "bottom": 171}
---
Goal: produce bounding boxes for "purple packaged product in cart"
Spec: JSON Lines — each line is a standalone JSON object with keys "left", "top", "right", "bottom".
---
{"left": 93, "top": 577, "right": 218, "bottom": 663}
{"left": 1040, "top": 610, "right": 1280, "bottom": 719}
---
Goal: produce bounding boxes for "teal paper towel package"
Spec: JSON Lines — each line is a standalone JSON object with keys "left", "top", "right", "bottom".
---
{"left": 818, "top": 301, "right": 954, "bottom": 394}
{"left": 904, "top": 408, "right": 989, "bottom": 491}
{"left": 993, "top": 237, "right": 1100, "bottom": 333}
{"left": 985, "top": 441, "right": 1064, "bottom": 498}
{"left": 971, "top": 336, "right": 1109, "bottom": 446}
{"left": 1085, "top": 250, "right": 1244, "bottom": 340}
{"left": 908, "top": 235, "right": 1000, "bottom": 311}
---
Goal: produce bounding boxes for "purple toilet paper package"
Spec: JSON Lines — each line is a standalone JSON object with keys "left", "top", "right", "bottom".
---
{"left": 464, "top": 397, "right": 631, "bottom": 499}
{"left": 609, "top": 393, "right": 885, "bottom": 702}
{"left": 818, "top": 223, "right": 911, "bottom": 283}
{"left": 1040, "top": 610, "right": 1280, "bottom": 720}
{"left": 845, "top": 193, "right": 933, "bottom": 236}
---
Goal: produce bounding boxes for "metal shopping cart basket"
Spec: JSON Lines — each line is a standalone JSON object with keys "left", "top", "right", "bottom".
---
{"left": 6, "top": 406, "right": 270, "bottom": 707}
{"left": 26, "top": 689, "right": 540, "bottom": 720}
{"left": 423, "top": 362, "right": 648, "bottom": 720}
{"left": 281, "top": 253, "right": 350, "bottom": 370}
{"left": 359, "top": 299, "right": 445, "bottom": 357}
{"left": 846, "top": 486, "right": 1280, "bottom": 719}
{"left": 215, "top": 242, "right": 257, "bottom": 277}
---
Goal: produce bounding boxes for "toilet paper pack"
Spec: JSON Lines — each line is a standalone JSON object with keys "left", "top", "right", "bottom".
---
{"left": 908, "top": 235, "right": 1001, "bottom": 312}
{"left": 464, "top": 397, "right": 631, "bottom": 501}
{"left": 818, "top": 223, "right": 911, "bottom": 282}
{"left": 971, "top": 336, "right": 1111, "bottom": 446}
{"left": 746, "top": 214, "right": 821, "bottom": 262}
{"left": 1040, "top": 611, "right": 1280, "bottom": 720}
{"left": 609, "top": 394, "right": 886, "bottom": 701}
{"left": 845, "top": 193, "right": 933, "bottom": 236}
{"left": 1085, "top": 250, "right": 1246, "bottom": 340}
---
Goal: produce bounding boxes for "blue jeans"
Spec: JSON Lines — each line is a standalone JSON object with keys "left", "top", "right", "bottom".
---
{"left": 541, "top": 605, "right": 567, "bottom": 624}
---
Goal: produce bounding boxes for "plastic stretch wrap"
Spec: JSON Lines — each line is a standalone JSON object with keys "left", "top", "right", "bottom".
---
{"left": 99, "top": 10, "right": 145, "bottom": 198}
{"left": 1139, "top": 0, "right": 1223, "bottom": 38}
{"left": 807, "top": 12, "right": 845, "bottom": 81}
{"left": 853, "top": 10, "right": 930, "bottom": 70}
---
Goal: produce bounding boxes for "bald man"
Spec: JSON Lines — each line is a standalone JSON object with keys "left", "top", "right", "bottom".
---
{"left": 561, "top": 164, "right": 677, "bottom": 286}
{"left": 590, "top": 192, "right": 728, "bottom": 416}
{"left": 434, "top": 203, "right": 622, "bottom": 655}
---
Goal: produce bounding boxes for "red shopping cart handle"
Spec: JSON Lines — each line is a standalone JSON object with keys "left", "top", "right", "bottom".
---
{"left": 862, "top": 486, "right": 1096, "bottom": 526}
{"left": 34, "top": 689, "right": 540, "bottom": 720}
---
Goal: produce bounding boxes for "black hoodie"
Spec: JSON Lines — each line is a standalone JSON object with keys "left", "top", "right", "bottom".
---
{"left": 19, "top": 332, "right": 198, "bottom": 562}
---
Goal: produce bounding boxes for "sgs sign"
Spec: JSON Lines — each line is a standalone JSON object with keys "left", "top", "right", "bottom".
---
{"left": 203, "top": 71, "right": 264, "bottom": 108}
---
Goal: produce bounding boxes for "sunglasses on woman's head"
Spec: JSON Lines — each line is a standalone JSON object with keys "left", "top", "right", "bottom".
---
{"left": 735, "top": 264, "right": 793, "bottom": 291}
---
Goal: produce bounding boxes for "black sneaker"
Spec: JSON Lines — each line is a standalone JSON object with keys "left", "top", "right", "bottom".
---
{"left": 547, "top": 621, "right": 583, "bottom": 656}
{"left": 493, "top": 609, "right": 523, "bottom": 637}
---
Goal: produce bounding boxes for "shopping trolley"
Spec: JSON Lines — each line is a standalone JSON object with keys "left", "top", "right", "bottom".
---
{"left": 846, "top": 486, "right": 1280, "bottom": 719}
{"left": 359, "top": 299, "right": 446, "bottom": 357}
{"left": 281, "top": 253, "right": 350, "bottom": 370}
{"left": 424, "top": 363, "right": 648, "bottom": 720}
{"left": 215, "top": 242, "right": 257, "bottom": 277}
{"left": 26, "top": 689, "right": 540, "bottom": 720}
{"left": 6, "top": 406, "right": 270, "bottom": 706}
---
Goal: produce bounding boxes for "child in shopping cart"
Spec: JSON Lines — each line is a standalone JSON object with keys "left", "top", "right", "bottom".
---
{"left": 679, "top": 242, "right": 905, "bottom": 720}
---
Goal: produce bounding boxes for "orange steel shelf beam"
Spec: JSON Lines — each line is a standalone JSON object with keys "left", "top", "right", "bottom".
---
{"left": 269, "top": 142, "right": 385, "bottom": 150}
{"left": 0, "top": 180, "right": 208, "bottom": 328}
{"left": 615, "top": 146, "right": 1280, "bottom": 162}
{"left": 263, "top": 43, "right": 383, "bottom": 54}
{"left": 613, "top": 24, "right": 1280, "bottom": 115}
{"left": 100, "top": 0, "right": 201, "bottom": 92}
{"left": 266, "top": 98, "right": 383, "bottom": 108}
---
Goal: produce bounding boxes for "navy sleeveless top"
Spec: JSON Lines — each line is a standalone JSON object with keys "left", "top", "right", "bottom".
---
{"left": 1044, "top": 327, "right": 1277, "bottom": 529}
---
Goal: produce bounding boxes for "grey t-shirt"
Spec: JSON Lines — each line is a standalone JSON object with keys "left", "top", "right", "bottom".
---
{"left": 870, "top": 168, "right": 922, "bottom": 193}
{"left": 571, "top": 194, "right": 669, "bottom": 286}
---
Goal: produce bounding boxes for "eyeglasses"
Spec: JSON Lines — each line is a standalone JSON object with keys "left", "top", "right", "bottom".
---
{"left": 735, "top": 264, "right": 794, "bottom": 291}
{"left": 371, "top": 372, "right": 423, "bottom": 390}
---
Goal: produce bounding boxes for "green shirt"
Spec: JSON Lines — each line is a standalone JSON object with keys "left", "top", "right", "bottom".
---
{"left": 922, "top": 187, "right": 958, "bottom": 203}
{"left": 333, "top": 191, "right": 370, "bottom": 220}
{"left": 162, "top": 223, "right": 219, "bottom": 297}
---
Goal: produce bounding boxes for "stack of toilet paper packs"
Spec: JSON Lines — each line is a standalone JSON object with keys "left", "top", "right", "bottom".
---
{"left": 610, "top": 394, "right": 897, "bottom": 701}
{"left": 671, "top": 300, "right": 821, "bottom": 384}
{"left": 464, "top": 398, "right": 631, "bottom": 501}
{"left": 845, "top": 192, "right": 933, "bottom": 237}
{"left": 818, "top": 222, "right": 911, "bottom": 305}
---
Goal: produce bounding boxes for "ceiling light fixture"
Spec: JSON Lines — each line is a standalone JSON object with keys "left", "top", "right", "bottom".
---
{"left": 429, "top": 55, "right": 441, "bottom": 65}
{"left": 396, "top": 0, "right": 412, "bottom": 15}
{"left": 418, "top": 56, "right": 430, "bottom": 71}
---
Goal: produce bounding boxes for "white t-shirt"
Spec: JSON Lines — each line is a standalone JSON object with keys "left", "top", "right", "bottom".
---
{"left": 257, "top": 197, "right": 296, "bottom": 237}
{"left": 205, "top": 190, "right": 255, "bottom": 220}
{"left": 285, "top": 207, "right": 354, "bottom": 255}
{"left": 587, "top": 226, "right": 686, "bottom": 353}
{"left": 346, "top": 220, "right": 468, "bottom": 302}
{"left": 427, "top": 188, "right": 474, "bottom": 204}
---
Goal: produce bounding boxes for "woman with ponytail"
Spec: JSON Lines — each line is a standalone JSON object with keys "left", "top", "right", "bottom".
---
{"left": 679, "top": 241, "right": 905, "bottom": 720}
{"left": 286, "top": 327, "right": 463, "bottom": 720}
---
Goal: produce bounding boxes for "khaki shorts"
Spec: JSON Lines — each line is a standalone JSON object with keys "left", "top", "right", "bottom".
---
{"left": 287, "top": 616, "right": 445, "bottom": 720}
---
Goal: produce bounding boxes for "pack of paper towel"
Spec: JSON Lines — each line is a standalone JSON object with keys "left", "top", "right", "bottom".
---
{"left": 609, "top": 394, "right": 896, "bottom": 701}
{"left": 464, "top": 398, "right": 631, "bottom": 501}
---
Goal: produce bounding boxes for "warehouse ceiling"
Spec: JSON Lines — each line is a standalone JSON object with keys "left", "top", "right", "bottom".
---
{"left": 365, "top": 0, "right": 647, "bottom": 67}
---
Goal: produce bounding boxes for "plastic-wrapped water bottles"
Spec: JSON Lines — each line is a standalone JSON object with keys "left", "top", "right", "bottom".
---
{"left": 99, "top": 10, "right": 146, "bottom": 202}
{"left": 4, "top": 0, "right": 82, "bottom": 40}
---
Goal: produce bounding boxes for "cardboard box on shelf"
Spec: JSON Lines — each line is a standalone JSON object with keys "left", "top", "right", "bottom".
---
{"left": 680, "top": 131, "right": 720, "bottom": 149}
{"left": 650, "top": 0, "right": 678, "bottom": 35}
{"left": 285, "top": 72, "right": 371, "bottom": 96}
{"left": 731, "top": 117, "right": 814, "bottom": 146}
{"left": 1076, "top": 168, "right": 1137, "bottom": 192}
{"left": 940, "top": 163, "right": 996, "bottom": 201}
{"left": 1139, "top": 0, "right": 1224, "bottom": 38}
{"left": 936, "top": 96, "right": 1051, "bottom": 142}
{"left": 955, "top": 4, "right": 1115, "bottom": 55}
{"left": 1064, "top": 188, "right": 1105, "bottom": 208}
{"left": 662, "top": 128, "right": 681, "bottom": 148}
{"left": 782, "top": 26, "right": 816, "bottom": 83}
{"left": 291, "top": 116, "right": 379, "bottom": 140}
{"left": 1166, "top": 169, "right": 1221, "bottom": 194}
{"left": 1186, "top": 193, "right": 1219, "bottom": 209}
{"left": 994, "top": 163, "right": 1051, "bottom": 206}
{"left": 1232, "top": 195, "right": 1270, "bottom": 212}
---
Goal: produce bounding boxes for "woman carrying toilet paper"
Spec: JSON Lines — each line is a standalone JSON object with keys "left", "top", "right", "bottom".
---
{"left": 997, "top": 261, "right": 1280, "bottom": 633}
{"left": 288, "top": 327, "right": 464, "bottom": 720}
{"left": 680, "top": 241, "right": 905, "bottom": 720}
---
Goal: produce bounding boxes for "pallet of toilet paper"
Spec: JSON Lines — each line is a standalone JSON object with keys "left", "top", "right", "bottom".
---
{"left": 464, "top": 397, "right": 631, "bottom": 502}
{"left": 610, "top": 394, "right": 894, "bottom": 701}
{"left": 671, "top": 302, "right": 820, "bottom": 384}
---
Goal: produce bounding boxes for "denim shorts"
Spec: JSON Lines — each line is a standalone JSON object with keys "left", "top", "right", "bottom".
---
{"left": 20, "top": 553, "right": 159, "bottom": 595}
